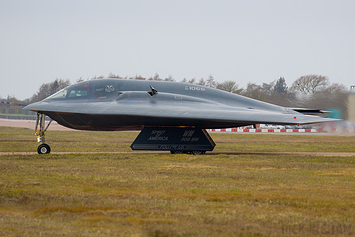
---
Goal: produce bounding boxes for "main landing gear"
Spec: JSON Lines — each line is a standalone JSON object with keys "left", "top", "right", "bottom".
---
{"left": 170, "top": 151, "right": 206, "bottom": 155}
{"left": 35, "top": 113, "right": 53, "bottom": 154}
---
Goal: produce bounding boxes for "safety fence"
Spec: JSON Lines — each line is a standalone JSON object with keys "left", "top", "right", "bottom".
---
{"left": 207, "top": 128, "right": 318, "bottom": 133}
{"left": 208, "top": 121, "right": 355, "bottom": 134}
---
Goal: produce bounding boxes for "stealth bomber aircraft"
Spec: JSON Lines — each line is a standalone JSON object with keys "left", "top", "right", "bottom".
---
{"left": 24, "top": 79, "right": 334, "bottom": 154}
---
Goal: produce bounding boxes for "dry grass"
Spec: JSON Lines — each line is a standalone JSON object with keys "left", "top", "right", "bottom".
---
{"left": 0, "top": 127, "right": 355, "bottom": 236}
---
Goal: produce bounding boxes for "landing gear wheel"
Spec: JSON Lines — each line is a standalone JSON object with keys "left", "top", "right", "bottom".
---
{"left": 170, "top": 150, "right": 206, "bottom": 155}
{"left": 170, "top": 150, "right": 184, "bottom": 154}
{"left": 38, "top": 144, "right": 51, "bottom": 154}
{"left": 192, "top": 151, "right": 206, "bottom": 155}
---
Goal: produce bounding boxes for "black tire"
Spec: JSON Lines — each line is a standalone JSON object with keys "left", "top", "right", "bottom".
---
{"left": 192, "top": 151, "right": 206, "bottom": 155}
{"left": 170, "top": 151, "right": 184, "bottom": 154}
{"left": 37, "top": 144, "right": 51, "bottom": 154}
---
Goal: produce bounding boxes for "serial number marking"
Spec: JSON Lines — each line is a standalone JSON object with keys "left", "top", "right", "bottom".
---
{"left": 158, "top": 145, "right": 186, "bottom": 149}
{"left": 185, "top": 86, "right": 206, "bottom": 91}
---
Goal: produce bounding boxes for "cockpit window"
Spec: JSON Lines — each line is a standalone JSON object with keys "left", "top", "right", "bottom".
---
{"left": 68, "top": 89, "right": 88, "bottom": 98}
{"left": 46, "top": 88, "right": 68, "bottom": 99}
{"left": 45, "top": 84, "right": 90, "bottom": 100}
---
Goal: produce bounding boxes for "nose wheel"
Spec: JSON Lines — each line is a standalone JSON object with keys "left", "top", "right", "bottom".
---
{"left": 37, "top": 143, "right": 51, "bottom": 154}
{"left": 35, "top": 113, "right": 53, "bottom": 154}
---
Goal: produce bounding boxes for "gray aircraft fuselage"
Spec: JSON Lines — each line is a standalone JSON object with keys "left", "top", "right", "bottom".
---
{"left": 24, "top": 79, "right": 332, "bottom": 131}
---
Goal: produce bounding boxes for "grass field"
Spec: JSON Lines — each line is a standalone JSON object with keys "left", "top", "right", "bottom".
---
{"left": 0, "top": 127, "right": 355, "bottom": 236}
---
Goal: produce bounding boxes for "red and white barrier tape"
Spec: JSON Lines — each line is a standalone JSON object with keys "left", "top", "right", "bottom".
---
{"left": 207, "top": 128, "right": 318, "bottom": 133}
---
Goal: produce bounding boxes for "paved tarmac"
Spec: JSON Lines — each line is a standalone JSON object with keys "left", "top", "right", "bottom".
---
{"left": 1, "top": 119, "right": 354, "bottom": 156}
{"left": 1, "top": 151, "right": 354, "bottom": 156}
{"left": 0, "top": 118, "right": 74, "bottom": 131}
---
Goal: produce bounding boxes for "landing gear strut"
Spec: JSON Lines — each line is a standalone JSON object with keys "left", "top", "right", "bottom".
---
{"left": 35, "top": 113, "right": 53, "bottom": 154}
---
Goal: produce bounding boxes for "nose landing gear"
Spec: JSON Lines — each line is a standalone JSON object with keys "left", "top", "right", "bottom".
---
{"left": 35, "top": 113, "right": 53, "bottom": 154}
{"left": 37, "top": 143, "right": 51, "bottom": 154}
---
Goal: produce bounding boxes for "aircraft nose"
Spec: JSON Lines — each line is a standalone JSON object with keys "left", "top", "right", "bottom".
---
{"left": 23, "top": 104, "right": 32, "bottom": 110}
{"left": 23, "top": 102, "right": 42, "bottom": 112}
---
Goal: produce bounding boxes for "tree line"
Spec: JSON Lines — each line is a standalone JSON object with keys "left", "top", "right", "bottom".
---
{"left": 1, "top": 74, "right": 350, "bottom": 119}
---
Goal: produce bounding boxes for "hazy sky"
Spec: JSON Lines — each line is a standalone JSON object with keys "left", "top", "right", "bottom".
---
{"left": 1, "top": 0, "right": 355, "bottom": 100}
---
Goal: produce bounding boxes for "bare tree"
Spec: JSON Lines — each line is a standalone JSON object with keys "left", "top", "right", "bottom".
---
{"left": 30, "top": 79, "right": 70, "bottom": 103}
{"left": 76, "top": 77, "right": 84, "bottom": 83}
{"left": 240, "top": 81, "right": 292, "bottom": 105}
{"left": 242, "top": 83, "right": 266, "bottom": 101}
{"left": 301, "top": 83, "right": 349, "bottom": 119}
{"left": 148, "top": 73, "right": 161, "bottom": 81}
{"left": 188, "top": 78, "right": 196, "bottom": 84}
{"left": 197, "top": 78, "right": 206, "bottom": 86}
{"left": 164, "top": 75, "right": 175, "bottom": 82}
{"left": 134, "top": 75, "right": 146, "bottom": 80}
{"left": 216, "top": 81, "right": 242, "bottom": 94}
{"left": 291, "top": 75, "right": 329, "bottom": 94}
{"left": 108, "top": 73, "right": 121, "bottom": 78}
{"left": 261, "top": 82, "right": 275, "bottom": 96}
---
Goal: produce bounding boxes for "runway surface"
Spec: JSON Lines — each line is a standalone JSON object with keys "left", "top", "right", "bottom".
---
{"left": 0, "top": 118, "right": 74, "bottom": 131}
{"left": 1, "top": 151, "right": 355, "bottom": 156}
{"left": 1, "top": 119, "right": 354, "bottom": 157}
